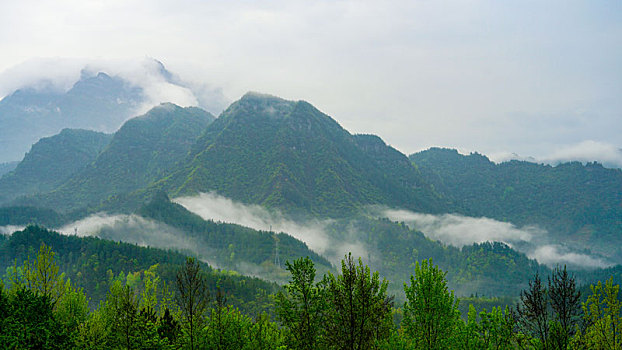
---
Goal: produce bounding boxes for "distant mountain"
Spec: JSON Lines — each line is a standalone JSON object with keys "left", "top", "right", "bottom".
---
{"left": 410, "top": 148, "right": 622, "bottom": 260}
{"left": 21, "top": 104, "right": 214, "bottom": 211}
{"left": 0, "top": 72, "right": 142, "bottom": 162}
{"left": 163, "top": 93, "right": 447, "bottom": 217}
{"left": 0, "top": 161, "right": 18, "bottom": 176}
{"left": 0, "top": 129, "right": 112, "bottom": 204}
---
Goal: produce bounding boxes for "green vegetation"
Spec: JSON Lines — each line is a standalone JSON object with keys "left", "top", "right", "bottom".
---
{"left": 163, "top": 93, "right": 446, "bottom": 217}
{"left": 0, "top": 129, "right": 111, "bottom": 204}
{"left": 0, "top": 226, "right": 279, "bottom": 314}
{"left": 136, "top": 192, "right": 332, "bottom": 280}
{"left": 410, "top": 148, "right": 622, "bottom": 261}
{"left": 17, "top": 103, "right": 214, "bottom": 212}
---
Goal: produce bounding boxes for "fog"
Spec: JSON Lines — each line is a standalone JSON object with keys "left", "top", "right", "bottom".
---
{"left": 0, "top": 57, "right": 229, "bottom": 117}
{"left": 173, "top": 192, "right": 366, "bottom": 265}
{"left": 380, "top": 208, "right": 612, "bottom": 269}
{"left": 528, "top": 244, "right": 612, "bottom": 269}
{"left": 489, "top": 140, "right": 622, "bottom": 169}
{"left": 0, "top": 225, "right": 25, "bottom": 235}
{"left": 58, "top": 213, "right": 202, "bottom": 255}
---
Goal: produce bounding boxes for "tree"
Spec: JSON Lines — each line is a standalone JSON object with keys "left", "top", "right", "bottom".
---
{"left": 323, "top": 253, "right": 393, "bottom": 350}
{"left": 275, "top": 256, "right": 326, "bottom": 349}
{"left": 577, "top": 277, "right": 622, "bottom": 349}
{"left": 21, "top": 243, "right": 66, "bottom": 308}
{"left": 175, "top": 257, "right": 209, "bottom": 350}
{"left": 403, "top": 258, "right": 460, "bottom": 349}
{"left": 548, "top": 265, "right": 581, "bottom": 349}
{"left": 516, "top": 272, "right": 550, "bottom": 349}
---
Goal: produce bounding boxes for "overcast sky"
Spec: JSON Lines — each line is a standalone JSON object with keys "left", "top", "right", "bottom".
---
{"left": 1, "top": 0, "right": 621, "bottom": 165}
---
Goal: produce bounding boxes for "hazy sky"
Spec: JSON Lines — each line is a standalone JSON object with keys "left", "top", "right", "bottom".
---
{"left": 1, "top": 0, "right": 621, "bottom": 164}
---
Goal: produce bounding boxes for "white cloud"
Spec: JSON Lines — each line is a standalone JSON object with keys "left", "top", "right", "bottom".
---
{"left": 489, "top": 140, "right": 622, "bottom": 169}
{"left": 0, "top": 1, "right": 620, "bottom": 158}
{"left": 528, "top": 244, "right": 612, "bottom": 269}
{"left": 0, "top": 225, "right": 25, "bottom": 235}
{"left": 382, "top": 209, "right": 538, "bottom": 247}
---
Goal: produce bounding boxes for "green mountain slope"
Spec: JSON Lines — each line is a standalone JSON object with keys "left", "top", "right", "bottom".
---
{"left": 22, "top": 104, "right": 214, "bottom": 212}
{"left": 135, "top": 192, "right": 333, "bottom": 281}
{"left": 0, "top": 129, "right": 112, "bottom": 204}
{"left": 410, "top": 148, "right": 622, "bottom": 260}
{"left": 0, "top": 225, "right": 278, "bottom": 315}
{"left": 164, "top": 93, "right": 446, "bottom": 217}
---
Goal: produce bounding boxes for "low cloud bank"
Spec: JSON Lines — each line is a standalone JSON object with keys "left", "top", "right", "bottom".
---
{"left": 528, "top": 245, "right": 612, "bottom": 269}
{"left": 382, "top": 209, "right": 539, "bottom": 247}
{"left": 489, "top": 140, "right": 622, "bottom": 169}
{"left": 174, "top": 192, "right": 331, "bottom": 255}
{"left": 174, "top": 192, "right": 365, "bottom": 265}
{"left": 380, "top": 208, "right": 612, "bottom": 269}
{"left": 0, "top": 225, "right": 25, "bottom": 235}
{"left": 58, "top": 213, "right": 201, "bottom": 255}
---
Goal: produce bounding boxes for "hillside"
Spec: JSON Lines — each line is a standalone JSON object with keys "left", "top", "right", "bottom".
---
{"left": 0, "top": 72, "right": 142, "bottom": 162}
{"left": 410, "top": 148, "right": 622, "bottom": 260}
{"left": 0, "top": 225, "right": 278, "bottom": 314}
{"left": 0, "top": 129, "right": 112, "bottom": 204}
{"left": 21, "top": 104, "right": 214, "bottom": 212}
{"left": 164, "top": 92, "right": 447, "bottom": 217}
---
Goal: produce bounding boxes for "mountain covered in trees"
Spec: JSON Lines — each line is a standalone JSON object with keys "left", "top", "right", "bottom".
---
{"left": 0, "top": 128, "right": 112, "bottom": 203}
{"left": 0, "top": 72, "right": 142, "bottom": 163}
{"left": 0, "top": 91, "right": 621, "bottom": 301}
{"left": 410, "top": 148, "right": 622, "bottom": 260}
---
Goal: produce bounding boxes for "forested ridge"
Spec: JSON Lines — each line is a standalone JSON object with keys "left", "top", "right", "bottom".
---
{"left": 2, "top": 226, "right": 621, "bottom": 349}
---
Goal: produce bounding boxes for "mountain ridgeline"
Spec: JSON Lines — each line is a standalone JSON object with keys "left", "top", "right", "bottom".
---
{"left": 1, "top": 91, "right": 621, "bottom": 300}
{"left": 0, "top": 72, "right": 143, "bottom": 163}
{"left": 410, "top": 148, "right": 622, "bottom": 260}
{"left": 0, "top": 129, "right": 112, "bottom": 203}
{"left": 166, "top": 93, "right": 447, "bottom": 217}
{"left": 15, "top": 103, "right": 214, "bottom": 212}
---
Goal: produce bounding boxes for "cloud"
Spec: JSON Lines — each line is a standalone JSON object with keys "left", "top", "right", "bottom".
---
{"left": 382, "top": 209, "right": 538, "bottom": 248}
{"left": 380, "top": 207, "right": 612, "bottom": 269}
{"left": 489, "top": 140, "right": 622, "bottom": 169}
{"left": 173, "top": 192, "right": 367, "bottom": 265}
{"left": 58, "top": 213, "right": 202, "bottom": 254}
{"left": 528, "top": 244, "right": 612, "bottom": 269}
{"left": 0, "top": 57, "right": 228, "bottom": 116}
{"left": 0, "top": 225, "right": 25, "bottom": 235}
{"left": 173, "top": 192, "right": 331, "bottom": 255}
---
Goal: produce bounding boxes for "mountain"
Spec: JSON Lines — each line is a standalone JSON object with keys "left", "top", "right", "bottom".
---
{"left": 136, "top": 192, "right": 333, "bottom": 281}
{"left": 0, "top": 161, "right": 18, "bottom": 176}
{"left": 410, "top": 148, "right": 622, "bottom": 260}
{"left": 163, "top": 92, "right": 447, "bottom": 217}
{"left": 20, "top": 104, "right": 214, "bottom": 212}
{"left": 0, "top": 129, "right": 112, "bottom": 204}
{"left": 0, "top": 225, "right": 278, "bottom": 314}
{"left": 0, "top": 72, "right": 143, "bottom": 162}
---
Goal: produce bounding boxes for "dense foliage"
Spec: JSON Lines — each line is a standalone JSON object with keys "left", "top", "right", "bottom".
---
{"left": 0, "top": 128, "right": 112, "bottom": 204}
{"left": 162, "top": 93, "right": 446, "bottom": 217}
{"left": 2, "top": 235, "right": 622, "bottom": 349}
{"left": 410, "top": 148, "right": 622, "bottom": 261}
{"left": 17, "top": 103, "right": 214, "bottom": 212}
{"left": 137, "top": 192, "right": 332, "bottom": 280}
{"left": 0, "top": 226, "right": 279, "bottom": 314}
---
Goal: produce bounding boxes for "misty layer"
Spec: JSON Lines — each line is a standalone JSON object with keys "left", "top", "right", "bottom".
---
{"left": 58, "top": 213, "right": 202, "bottom": 257}
{"left": 381, "top": 208, "right": 612, "bottom": 269}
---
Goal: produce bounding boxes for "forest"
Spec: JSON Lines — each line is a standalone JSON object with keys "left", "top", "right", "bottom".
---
{"left": 2, "top": 227, "right": 621, "bottom": 349}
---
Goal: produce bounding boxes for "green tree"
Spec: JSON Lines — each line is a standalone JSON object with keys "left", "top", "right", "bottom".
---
{"left": 516, "top": 272, "right": 550, "bottom": 349}
{"left": 548, "top": 265, "right": 581, "bottom": 349}
{"left": 275, "top": 256, "right": 326, "bottom": 349}
{"left": 577, "top": 277, "right": 622, "bottom": 349}
{"left": 323, "top": 253, "right": 393, "bottom": 350}
{"left": 176, "top": 257, "right": 210, "bottom": 350}
{"left": 403, "top": 258, "right": 460, "bottom": 349}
